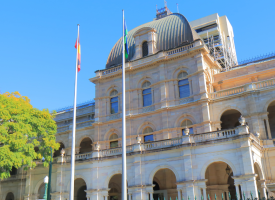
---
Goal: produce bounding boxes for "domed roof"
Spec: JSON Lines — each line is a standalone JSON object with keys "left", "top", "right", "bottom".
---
{"left": 106, "top": 13, "right": 200, "bottom": 69}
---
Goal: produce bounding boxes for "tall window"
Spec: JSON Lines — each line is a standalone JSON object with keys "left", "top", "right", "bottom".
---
{"left": 143, "top": 127, "right": 154, "bottom": 142}
{"left": 109, "top": 133, "right": 118, "bottom": 148}
{"left": 110, "top": 90, "right": 118, "bottom": 114}
{"left": 178, "top": 72, "right": 190, "bottom": 98}
{"left": 142, "top": 81, "right": 152, "bottom": 107}
{"left": 142, "top": 41, "right": 148, "bottom": 57}
{"left": 181, "top": 119, "right": 194, "bottom": 135}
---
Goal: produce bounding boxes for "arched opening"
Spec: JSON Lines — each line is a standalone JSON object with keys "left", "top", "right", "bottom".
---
{"left": 152, "top": 168, "right": 177, "bottom": 200}
{"left": 205, "top": 162, "right": 236, "bottom": 200}
{"left": 143, "top": 127, "right": 154, "bottom": 142}
{"left": 38, "top": 183, "right": 46, "bottom": 199}
{"left": 142, "top": 81, "right": 152, "bottom": 107}
{"left": 142, "top": 41, "right": 148, "bottom": 57}
{"left": 267, "top": 101, "right": 275, "bottom": 138}
{"left": 5, "top": 192, "right": 14, "bottom": 200}
{"left": 181, "top": 119, "right": 194, "bottom": 135}
{"left": 53, "top": 142, "right": 65, "bottom": 157}
{"left": 108, "top": 174, "right": 128, "bottom": 200}
{"left": 220, "top": 110, "right": 241, "bottom": 130}
{"left": 110, "top": 133, "right": 119, "bottom": 148}
{"left": 74, "top": 178, "right": 87, "bottom": 200}
{"left": 110, "top": 90, "right": 119, "bottom": 114}
{"left": 254, "top": 163, "right": 264, "bottom": 196}
{"left": 79, "top": 137, "right": 93, "bottom": 153}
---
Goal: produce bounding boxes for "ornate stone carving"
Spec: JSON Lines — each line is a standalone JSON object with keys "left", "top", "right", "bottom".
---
{"left": 136, "top": 136, "right": 142, "bottom": 143}
{"left": 183, "top": 127, "right": 190, "bottom": 135}
{"left": 238, "top": 115, "right": 246, "bottom": 126}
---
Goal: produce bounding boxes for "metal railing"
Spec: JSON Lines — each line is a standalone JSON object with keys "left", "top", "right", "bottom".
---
{"left": 238, "top": 51, "right": 275, "bottom": 66}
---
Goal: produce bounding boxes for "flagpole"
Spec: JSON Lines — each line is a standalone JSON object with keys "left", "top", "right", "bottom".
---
{"left": 69, "top": 24, "right": 79, "bottom": 200}
{"left": 122, "top": 9, "right": 127, "bottom": 200}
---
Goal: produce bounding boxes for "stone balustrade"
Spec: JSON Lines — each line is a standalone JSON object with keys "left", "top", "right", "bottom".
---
{"left": 55, "top": 125, "right": 253, "bottom": 163}
{"left": 97, "top": 41, "right": 200, "bottom": 77}
{"left": 167, "top": 43, "right": 194, "bottom": 56}
{"left": 57, "top": 120, "right": 94, "bottom": 133}
{"left": 210, "top": 78, "right": 275, "bottom": 99}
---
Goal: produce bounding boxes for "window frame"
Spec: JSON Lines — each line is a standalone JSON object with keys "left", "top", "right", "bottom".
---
{"left": 142, "top": 41, "right": 148, "bottom": 57}
{"left": 142, "top": 81, "right": 152, "bottom": 107}
{"left": 177, "top": 72, "right": 190, "bottom": 99}
{"left": 109, "top": 133, "right": 119, "bottom": 148}
{"left": 110, "top": 90, "right": 119, "bottom": 114}
{"left": 181, "top": 119, "right": 194, "bottom": 135}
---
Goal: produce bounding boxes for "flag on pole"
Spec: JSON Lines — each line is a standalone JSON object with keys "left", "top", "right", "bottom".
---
{"left": 124, "top": 19, "right": 129, "bottom": 59}
{"left": 75, "top": 34, "right": 81, "bottom": 72}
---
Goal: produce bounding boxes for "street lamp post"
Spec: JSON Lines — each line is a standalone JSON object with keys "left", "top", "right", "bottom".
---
{"left": 42, "top": 147, "right": 53, "bottom": 200}
{"left": 43, "top": 176, "right": 49, "bottom": 200}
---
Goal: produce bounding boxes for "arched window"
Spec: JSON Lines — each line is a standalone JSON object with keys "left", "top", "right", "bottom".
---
{"left": 142, "top": 81, "right": 152, "bottom": 107}
{"left": 142, "top": 41, "right": 148, "bottom": 57}
{"left": 181, "top": 119, "right": 194, "bottom": 135}
{"left": 5, "top": 192, "right": 14, "bottom": 200}
{"left": 110, "top": 90, "right": 118, "bottom": 114}
{"left": 178, "top": 72, "right": 190, "bottom": 98}
{"left": 109, "top": 133, "right": 118, "bottom": 148}
{"left": 79, "top": 137, "right": 93, "bottom": 153}
{"left": 143, "top": 127, "right": 154, "bottom": 142}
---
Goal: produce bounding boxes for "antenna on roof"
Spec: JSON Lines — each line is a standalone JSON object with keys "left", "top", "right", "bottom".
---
{"left": 156, "top": 0, "right": 172, "bottom": 19}
{"left": 156, "top": 4, "right": 158, "bottom": 12}
{"left": 176, "top": 3, "right": 179, "bottom": 13}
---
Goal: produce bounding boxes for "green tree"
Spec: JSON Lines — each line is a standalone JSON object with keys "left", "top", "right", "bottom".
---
{"left": 0, "top": 92, "right": 59, "bottom": 179}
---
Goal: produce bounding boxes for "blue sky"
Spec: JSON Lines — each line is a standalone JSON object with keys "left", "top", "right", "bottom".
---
{"left": 1, "top": 0, "right": 274, "bottom": 111}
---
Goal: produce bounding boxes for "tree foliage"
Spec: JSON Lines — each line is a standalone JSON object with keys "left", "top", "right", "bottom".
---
{"left": 0, "top": 92, "right": 59, "bottom": 179}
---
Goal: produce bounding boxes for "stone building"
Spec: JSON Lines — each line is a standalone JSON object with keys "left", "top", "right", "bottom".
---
{"left": 1, "top": 8, "right": 275, "bottom": 200}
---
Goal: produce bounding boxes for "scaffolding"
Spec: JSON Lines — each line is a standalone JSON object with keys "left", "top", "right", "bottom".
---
{"left": 204, "top": 33, "right": 238, "bottom": 71}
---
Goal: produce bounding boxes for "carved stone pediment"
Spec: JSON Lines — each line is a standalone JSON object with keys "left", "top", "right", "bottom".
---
{"left": 133, "top": 27, "right": 157, "bottom": 38}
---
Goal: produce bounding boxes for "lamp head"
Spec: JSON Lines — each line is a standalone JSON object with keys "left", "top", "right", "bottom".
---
{"left": 42, "top": 157, "right": 45, "bottom": 163}
{"left": 44, "top": 176, "right": 48, "bottom": 183}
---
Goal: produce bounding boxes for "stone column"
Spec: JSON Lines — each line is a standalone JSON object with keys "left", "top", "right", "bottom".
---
{"left": 203, "top": 187, "right": 207, "bottom": 200}
{"left": 226, "top": 192, "right": 229, "bottom": 200}
{"left": 131, "top": 188, "right": 148, "bottom": 200}
{"left": 235, "top": 185, "right": 240, "bottom": 200}
{"left": 177, "top": 189, "right": 181, "bottom": 200}
{"left": 149, "top": 192, "right": 153, "bottom": 200}
{"left": 264, "top": 117, "right": 272, "bottom": 139}
{"left": 260, "top": 181, "right": 267, "bottom": 199}
{"left": 242, "top": 178, "right": 258, "bottom": 199}
{"left": 200, "top": 102, "right": 212, "bottom": 133}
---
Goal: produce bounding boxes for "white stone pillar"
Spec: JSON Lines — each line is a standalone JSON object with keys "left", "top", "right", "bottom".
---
{"left": 203, "top": 188, "right": 207, "bottom": 200}
{"left": 235, "top": 185, "right": 240, "bottom": 200}
{"left": 226, "top": 192, "right": 229, "bottom": 200}
{"left": 178, "top": 189, "right": 181, "bottom": 200}
{"left": 149, "top": 192, "right": 153, "bottom": 200}
{"left": 132, "top": 188, "right": 148, "bottom": 200}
